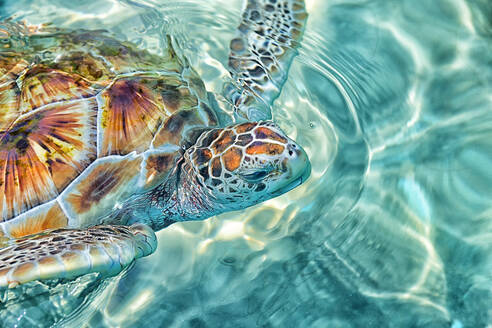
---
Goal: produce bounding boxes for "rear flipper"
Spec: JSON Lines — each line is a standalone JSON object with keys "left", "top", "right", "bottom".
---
{"left": 0, "top": 224, "right": 156, "bottom": 288}
{"left": 228, "top": 0, "right": 308, "bottom": 120}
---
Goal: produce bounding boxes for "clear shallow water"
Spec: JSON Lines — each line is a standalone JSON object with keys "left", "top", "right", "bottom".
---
{"left": 1, "top": 0, "right": 491, "bottom": 327}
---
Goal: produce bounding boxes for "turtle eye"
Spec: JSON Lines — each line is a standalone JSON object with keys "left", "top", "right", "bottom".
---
{"left": 239, "top": 167, "right": 273, "bottom": 182}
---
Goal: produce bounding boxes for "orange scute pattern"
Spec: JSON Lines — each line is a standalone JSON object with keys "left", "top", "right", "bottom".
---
{"left": 246, "top": 141, "right": 285, "bottom": 156}
{"left": 210, "top": 157, "right": 222, "bottom": 177}
{"left": 223, "top": 147, "right": 242, "bottom": 172}
{"left": 19, "top": 66, "right": 98, "bottom": 112}
{"left": 141, "top": 149, "right": 178, "bottom": 190}
{"left": 193, "top": 148, "right": 212, "bottom": 166}
{"left": 152, "top": 109, "right": 207, "bottom": 149}
{"left": 50, "top": 51, "right": 114, "bottom": 83}
{"left": 234, "top": 122, "right": 256, "bottom": 133}
{"left": 211, "top": 130, "right": 236, "bottom": 154}
{"left": 254, "top": 127, "right": 288, "bottom": 143}
{"left": 0, "top": 99, "right": 97, "bottom": 221}
{"left": 6, "top": 201, "right": 68, "bottom": 238}
{"left": 0, "top": 82, "right": 21, "bottom": 131}
{"left": 99, "top": 77, "right": 171, "bottom": 155}
{"left": 63, "top": 155, "right": 142, "bottom": 223}
{"left": 0, "top": 57, "right": 28, "bottom": 84}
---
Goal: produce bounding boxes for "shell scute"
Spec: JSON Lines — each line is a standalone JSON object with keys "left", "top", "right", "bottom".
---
{"left": 60, "top": 154, "right": 143, "bottom": 226}
{"left": 152, "top": 108, "right": 201, "bottom": 149}
{"left": 152, "top": 101, "right": 219, "bottom": 150}
{"left": 0, "top": 81, "right": 22, "bottom": 131}
{"left": 3, "top": 200, "right": 68, "bottom": 239}
{"left": 67, "top": 31, "right": 182, "bottom": 74}
{"left": 19, "top": 66, "right": 100, "bottom": 112}
{"left": 48, "top": 51, "right": 115, "bottom": 83}
{"left": 0, "top": 56, "right": 28, "bottom": 83}
{"left": 98, "top": 75, "right": 178, "bottom": 156}
{"left": 140, "top": 146, "right": 180, "bottom": 191}
{"left": 0, "top": 98, "right": 97, "bottom": 220}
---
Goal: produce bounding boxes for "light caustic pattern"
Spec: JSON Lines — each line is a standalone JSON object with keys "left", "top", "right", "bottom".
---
{"left": 0, "top": 0, "right": 491, "bottom": 327}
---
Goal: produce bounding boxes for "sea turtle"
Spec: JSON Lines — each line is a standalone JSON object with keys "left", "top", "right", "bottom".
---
{"left": 0, "top": 0, "right": 309, "bottom": 289}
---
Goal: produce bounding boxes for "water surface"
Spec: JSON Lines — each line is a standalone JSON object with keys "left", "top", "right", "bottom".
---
{"left": 1, "top": 0, "right": 492, "bottom": 327}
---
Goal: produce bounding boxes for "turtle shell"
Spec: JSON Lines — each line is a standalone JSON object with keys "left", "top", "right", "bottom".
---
{"left": 0, "top": 26, "right": 218, "bottom": 239}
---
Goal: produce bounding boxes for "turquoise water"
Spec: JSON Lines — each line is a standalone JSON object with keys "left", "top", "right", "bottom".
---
{"left": 1, "top": 0, "right": 492, "bottom": 327}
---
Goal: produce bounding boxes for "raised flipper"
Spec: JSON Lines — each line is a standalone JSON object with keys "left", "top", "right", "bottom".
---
{"left": 227, "top": 0, "right": 308, "bottom": 121}
{"left": 0, "top": 224, "right": 156, "bottom": 288}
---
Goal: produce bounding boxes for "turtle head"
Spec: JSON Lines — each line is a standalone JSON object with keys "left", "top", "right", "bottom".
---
{"left": 183, "top": 121, "right": 310, "bottom": 214}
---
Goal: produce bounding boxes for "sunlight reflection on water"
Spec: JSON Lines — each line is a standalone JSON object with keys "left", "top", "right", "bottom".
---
{"left": 1, "top": 0, "right": 491, "bottom": 327}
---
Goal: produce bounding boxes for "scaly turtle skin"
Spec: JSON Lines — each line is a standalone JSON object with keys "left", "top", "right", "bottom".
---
{"left": 0, "top": 0, "right": 309, "bottom": 289}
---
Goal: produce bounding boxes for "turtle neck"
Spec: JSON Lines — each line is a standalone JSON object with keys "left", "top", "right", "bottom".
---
{"left": 124, "top": 157, "right": 221, "bottom": 231}
{"left": 174, "top": 160, "right": 219, "bottom": 221}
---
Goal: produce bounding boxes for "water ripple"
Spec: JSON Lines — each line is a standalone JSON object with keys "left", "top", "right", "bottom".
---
{"left": 1, "top": 0, "right": 491, "bottom": 326}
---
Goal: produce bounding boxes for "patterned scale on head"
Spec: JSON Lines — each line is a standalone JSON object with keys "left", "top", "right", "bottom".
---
{"left": 0, "top": 0, "right": 309, "bottom": 292}
{"left": 185, "top": 121, "right": 309, "bottom": 208}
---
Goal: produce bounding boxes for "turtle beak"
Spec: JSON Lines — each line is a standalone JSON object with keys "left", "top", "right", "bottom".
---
{"left": 273, "top": 141, "right": 311, "bottom": 196}
{"left": 290, "top": 143, "right": 311, "bottom": 183}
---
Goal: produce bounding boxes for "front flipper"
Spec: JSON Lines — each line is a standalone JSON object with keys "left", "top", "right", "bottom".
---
{"left": 227, "top": 0, "right": 308, "bottom": 120}
{"left": 0, "top": 224, "right": 156, "bottom": 288}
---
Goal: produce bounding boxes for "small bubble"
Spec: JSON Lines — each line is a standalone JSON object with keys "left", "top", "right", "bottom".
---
{"left": 222, "top": 256, "right": 236, "bottom": 265}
